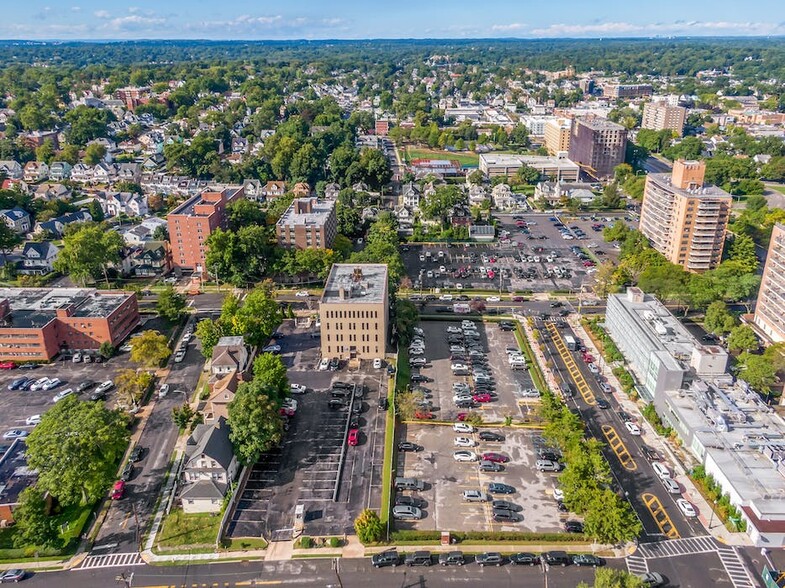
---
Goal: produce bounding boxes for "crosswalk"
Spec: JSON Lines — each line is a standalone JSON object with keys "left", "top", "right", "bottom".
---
{"left": 632, "top": 536, "right": 755, "bottom": 588}
{"left": 75, "top": 552, "right": 145, "bottom": 570}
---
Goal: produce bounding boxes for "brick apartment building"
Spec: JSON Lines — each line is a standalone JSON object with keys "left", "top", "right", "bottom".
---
{"left": 0, "top": 288, "right": 139, "bottom": 362}
{"left": 276, "top": 197, "right": 338, "bottom": 250}
{"left": 319, "top": 264, "right": 388, "bottom": 361}
{"left": 567, "top": 117, "right": 628, "bottom": 179}
{"left": 167, "top": 187, "right": 244, "bottom": 272}
{"left": 602, "top": 84, "right": 653, "bottom": 99}
{"left": 639, "top": 160, "right": 732, "bottom": 272}
{"left": 753, "top": 224, "right": 785, "bottom": 343}
{"left": 642, "top": 101, "right": 687, "bottom": 136}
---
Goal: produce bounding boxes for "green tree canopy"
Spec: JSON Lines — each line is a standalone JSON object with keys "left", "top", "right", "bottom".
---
{"left": 26, "top": 396, "right": 129, "bottom": 506}
{"left": 727, "top": 325, "right": 759, "bottom": 353}
{"left": 227, "top": 380, "right": 283, "bottom": 465}
{"left": 12, "top": 487, "right": 60, "bottom": 549}
{"left": 53, "top": 223, "right": 124, "bottom": 286}
{"left": 129, "top": 330, "right": 172, "bottom": 368}
{"left": 157, "top": 286, "right": 187, "bottom": 322}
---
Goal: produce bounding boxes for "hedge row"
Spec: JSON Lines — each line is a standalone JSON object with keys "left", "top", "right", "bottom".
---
{"left": 390, "top": 530, "right": 587, "bottom": 543}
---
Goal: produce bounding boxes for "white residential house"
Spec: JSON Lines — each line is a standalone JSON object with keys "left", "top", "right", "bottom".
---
{"left": 33, "top": 183, "right": 72, "bottom": 202}
{"left": 401, "top": 182, "right": 421, "bottom": 209}
{"left": 0, "top": 207, "right": 31, "bottom": 234}
{"left": 179, "top": 417, "right": 239, "bottom": 514}
{"left": 70, "top": 163, "right": 94, "bottom": 183}
{"left": 210, "top": 336, "right": 250, "bottom": 376}
{"left": 117, "top": 163, "right": 141, "bottom": 183}
{"left": 0, "top": 161, "right": 23, "bottom": 180}
{"left": 468, "top": 184, "right": 487, "bottom": 206}
{"left": 99, "top": 191, "right": 149, "bottom": 218}
{"left": 48, "top": 162, "right": 73, "bottom": 181}
{"left": 323, "top": 183, "right": 341, "bottom": 200}
{"left": 394, "top": 205, "right": 415, "bottom": 235}
{"left": 92, "top": 162, "right": 118, "bottom": 184}
{"left": 23, "top": 161, "right": 49, "bottom": 183}
{"left": 492, "top": 184, "right": 515, "bottom": 210}
{"left": 19, "top": 241, "right": 59, "bottom": 275}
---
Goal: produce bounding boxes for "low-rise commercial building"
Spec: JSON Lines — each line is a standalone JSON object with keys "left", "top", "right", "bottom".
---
{"left": 479, "top": 153, "right": 580, "bottom": 182}
{"left": 319, "top": 264, "right": 388, "bottom": 361}
{"left": 276, "top": 197, "right": 338, "bottom": 250}
{"left": 753, "top": 224, "right": 785, "bottom": 343}
{"left": 605, "top": 287, "right": 785, "bottom": 546}
{"left": 0, "top": 287, "right": 139, "bottom": 361}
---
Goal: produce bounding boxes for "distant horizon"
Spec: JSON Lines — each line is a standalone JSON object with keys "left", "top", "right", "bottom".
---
{"left": 1, "top": 1, "right": 783, "bottom": 41}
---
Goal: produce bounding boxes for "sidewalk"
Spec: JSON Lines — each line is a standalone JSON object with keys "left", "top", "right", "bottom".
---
{"left": 568, "top": 317, "right": 752, "bottom": 547}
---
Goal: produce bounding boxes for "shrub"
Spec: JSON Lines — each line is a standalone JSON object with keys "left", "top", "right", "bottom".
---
{"left": 354, "top": 509, "right": 383, "bottom": 544}
{"left": 299, "top": 536, "right": 314, "bottom": 549}
{"left": 329, "top": 537, "right": 341, "bottom": 548}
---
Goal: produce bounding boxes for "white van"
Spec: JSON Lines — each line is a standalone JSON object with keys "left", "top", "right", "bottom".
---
{"left": 510, "top": 360, "right": 527, "bottom": 370}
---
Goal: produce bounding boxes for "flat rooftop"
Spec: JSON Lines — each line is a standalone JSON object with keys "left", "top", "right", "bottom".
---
{"left": 0, "top": 287, "right": 133, "bottom": 328}
{"left": 321, "top": 264, "right": 388, "bottom": 305}
{"left": 480, "top": 154, "right": 580, "bottom": 169}
{"left": 277, "top": 198, "right": 335, "bottom": 228}
{"left": 576, "top": 117, "right": 626, "bottom": 131}
{"left": 648, "top": 173, "right": 732, "bottom": 199}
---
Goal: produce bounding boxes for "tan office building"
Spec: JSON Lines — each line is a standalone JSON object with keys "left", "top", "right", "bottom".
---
{"left": 544, "top": 118, "right": 572, "bottom": 155}
{"left": 319, "top": 264, "right": 388, "bottom": 361}
{"left": 642, "top": 102, "right": 687, "bottom": 136}
{"left": 276, "top": 197, "right": 338, "bottom": 250}
{"left": 639, "top": 160, "right": 732, "bottom": 272}
{"left": 754, "top": 224, "right": 785, "bottom": 343}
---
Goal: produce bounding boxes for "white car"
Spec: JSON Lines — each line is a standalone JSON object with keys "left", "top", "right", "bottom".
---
{"left": 2, "top": 429, "right": 29, "bottom": 440}
{"left": 409, "top": 348, "right": 425, "bottom": 356}
{"left": 42, "top": 378, "right": 62, "bottom": 391}
{"left": 413, "top": 327, "right": 424, "bottom": 336}
{"left": 677, "top": 498, "right": 696, "bottom": 518}
{"left": 318, "top": 358, "right": 330, "bottom": 371}
{"left": 262, "top": 344, "right": 281, "bottom": 354}
{"left": 625, "top": 421, "right": 641, "bottom": 436}
{"left": 651, "top": 461, "right": 671, "bottom": 480}
{"left": 439, "top": 294, "right": 453, "bottom": 301}
{"left": 461, "top": 321, "right": 474, "bottom": 328}
{"left": 53, "top": 388, "right": 74, "bottom": 403}
{"left": 486, "top": 296, "right": 501, "bottom": 303}
{"left": 290, "top": 384, "right": 307, "bottom": 394}
{"left": 25, "top": 414, "right": 42, "bottom": 426}
{"left": 158, "top": 384, "right": 170, "bottom": 398}
{"left": 453, "top": 423, "right": 474, "bottom": 433}
{"left": 95, "top": 380, "right": 114, "bottom": 395}
{"left": 588, "top": 363, "right": 600, "bottom": 374}
{"left": 446, "top": 327, "right": 462, "bottom": 334}
{"left": 454, "top": 451, "right": 478, "bottom": 462}
{"left": 411, "top": 357, "right": 427, "bottom": 366}
{"left": 30, "top": 378, "right": 50, "bottom": 391}
{"left": 72, "top": 352, "right": 82, "bottom": 363}
{"left": 454, "top": 436, "right": 476, "bottom": 447}
{"left": 282, "top": 398, "right": 298, "bottom": 411}
{"left": 449, "top": 346, "right": 466, "bottom": 354}
{"left": 451, "top": 363, "right": 469, "bottom": 371}
{"left": 295, "top": 290, "right": 310, "bottom": 298}
{"left": 553, "top": 488, "right": 565, "bottom": 501}
{"left": 373, "top": 358, "right": 383, "bottom": 369}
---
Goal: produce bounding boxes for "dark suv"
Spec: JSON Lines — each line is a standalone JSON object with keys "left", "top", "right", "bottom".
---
{"left": 476, "top": 552, "right": 504, "bottom": 566}
{"left": 372, "top": 550, "right": 400, "bottom": 568}
{"left": 510, "top": 552, "right": 539, "bottom": 566}
{"left": 438, "top": 551, "right": 465, "bottom": 566}
{"left": 404, "top": 551, "right": 432, "bottom": 566}
{"left": 544, "top": 550, "right": 571, "bottom": 566}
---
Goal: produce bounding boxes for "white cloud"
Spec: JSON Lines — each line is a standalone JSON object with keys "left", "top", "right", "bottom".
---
{"left": 104, "top": 14, "right": 167, "bottom": 31}
{"left": 93, "top": 10, "right": 111, "bottom": 19}
{"left": 530, "top": 20, "right": 785, "bottom": 36}
{"left": 71, "top": 6, "right": 81, "bottom": 11}
{"left": 491, "top": 23, "right": 525, "bottom": 32}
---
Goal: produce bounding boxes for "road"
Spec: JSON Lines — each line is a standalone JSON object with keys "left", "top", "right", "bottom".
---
{"left": 91, "top": 314, "right": 206, "bottom": 553}
{"left": 643, "top": 156, "right": 673, "bottom": 174}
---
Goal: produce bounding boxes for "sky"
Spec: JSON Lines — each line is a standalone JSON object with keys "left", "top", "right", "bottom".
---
{"left": 1, "top": 0, "right": 784, "bottom": 40}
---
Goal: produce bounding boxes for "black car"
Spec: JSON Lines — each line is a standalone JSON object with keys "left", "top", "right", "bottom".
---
{"left": 129, "top": 446, "right": 145, "bottom": 462}
{"left": 702, "top": 333, "right": 718, "bottom": 342}
{"left": 398, "top": 442, "right": 422, "bottom": 452}
{"left": 573, "top": 554, "right": 604, "bottom": 567}
{"left": 538, "top": 451, "right": 561, "bottom": 462}
{"left": 333, "top": 381, "right": 353, "bottom": 390}
{"left": 456, "top": 295, "right": 470, "bottom": 301}
{"left": 550, "top": 301, "right": 563, "bottom": 308}
{"left": 77, "top": 380, "right": 96, "bottom": 392}
{"left": 372, "top": 550, "right": 400, "bottom": 568}
{"left": 556, "top": 500, "right": 568, "bottom": 513}
{"left": 479, "top": 460, "right": 504, "bottom": 472}
{"left": 492, "top": 500, "right": 520, "bottom": 511}
{"left": 641, "top": 445, "right": 661, "bottom": 461}
{"left": 456, "top": 399, "right": 477, "bottom": 409}
{"left": 617, "top": 410, "right": 633, "bottom": 422}
{"left": 378, "top": 398, "right": 389, "bottom": 411}
{"left": 89, "top": 389, "right": 107, "bottom": 401}
{"left": 492, "top": 508, "right": 517, "bottom": 522}
{"left": 487, "top": 482, "right": 515, "bottom": 495}
{"left": 564, "top": 521, "right": 584, "bottom": 533}
{"left": 543, "top": 550, "right": 571, "bottom": 566}
{"left": 395, "top": 495, "right": 423, "bottom": 508}
{"left": 479, "top": 431, "right": 505, "bottom": 442}
{"left": 328, "top": 399, "right": 348, "bottom": 410}
{"left": 595, "top": 399, "right": 610, "bottom": 409}
{"left": 438, "top": 551, "right": 465, "bottom": 566}
{"left": 404, "top": 551, "right": 432, "bottom": 566}
{"left": 411, "top": 374, "right": 431, "bottom": 383}
{"left": 510, "top": 553, "right": 539, "bottom": 566}
{"left": 476, "top": 552, "right": 504, "bottom": 567}
{"left": 120, "top": 461, "right": 134, "bottom": 481}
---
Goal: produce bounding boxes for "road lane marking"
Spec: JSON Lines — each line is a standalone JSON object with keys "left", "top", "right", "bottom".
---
{"left": 600, "top": 424, "right": 638, "bottom": 471}
{"left": 546, "top": 324, "right": 596, "bottom": 406}
{"left": 642, "top": 492, "right": 680, "bottom": 539}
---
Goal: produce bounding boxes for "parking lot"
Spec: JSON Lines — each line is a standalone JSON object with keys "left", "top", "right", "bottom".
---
{"left": 227, "top": 324, "right": 386, "bottom": 541}
{"left": 395, "top": 425, "right": 569, "bottom": 533}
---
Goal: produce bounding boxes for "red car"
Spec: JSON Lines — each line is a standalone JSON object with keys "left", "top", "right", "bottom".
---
{"left": 583, "top": 353, "right": 594, "bottom": 363}
{"left": 347, "top": 428, "right": 359, "bottom": 446}
{"left": 583, "top": 261, "right": 596, "bottom": 267}
{"left": 414, "top": 410, "right": 434, "bottom": 419}
{"left": 0, "top": 361, "right": 16, "bottom": 370}
{"left": 481, "top": 452, "right": 510, "bottom": 463}
{"left": 473, "top": 393, "right": 492, "bottom": 403}
{"left": 487, "top": 270, "right": 495, "bottom": 279}
{"left": 111, "top": 480, "right": 125, "bottom": 500}
{"left": 279, "top": 407, "right": 295, "bottom": 417}
{"left": 456, "top": 412, "right": 468, "bottom": 421}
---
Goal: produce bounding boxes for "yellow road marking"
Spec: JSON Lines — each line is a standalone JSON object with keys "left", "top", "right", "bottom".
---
{"left": 546, "top": 324, "right": 596, "bottom": 406}
{"left": 642, "top": 492, "right": 680, "bottom": 539}
{"left": 601, "top": 424, "right": 638, "bottom": 471}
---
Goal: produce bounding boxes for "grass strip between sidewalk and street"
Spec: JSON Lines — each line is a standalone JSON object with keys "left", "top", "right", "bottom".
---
{"left": 514, "top": 324, "right": 549, "bottom": 394}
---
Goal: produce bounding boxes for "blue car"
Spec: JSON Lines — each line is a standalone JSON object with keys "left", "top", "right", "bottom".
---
{"left": 487, "top": 482, "right": 516, "bottom": 495}
{"left": 7, "top": 377, "right": 28, "bottom": 391}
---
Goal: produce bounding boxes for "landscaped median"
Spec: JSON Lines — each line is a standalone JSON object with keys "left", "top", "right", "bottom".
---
{"left": 379, "top": 361, "right": 399, "bottom": 532}
{"left": 514, "top": 323, "right": 549, "bottom": 394}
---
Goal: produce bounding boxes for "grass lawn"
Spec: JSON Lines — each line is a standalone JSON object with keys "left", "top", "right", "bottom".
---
{"left": 0, "top": 501, "right": 93, "bottom": 561}
{"left": 157, "top": 510, "right": 221, "bottom": 549}
{"left": 770, "top": 185, "right": 785, "bottom": 195}
{"left": 405, "top": 146, "right": 479, "bottom": 167}
{"left": 222, "top": 537, "right": 268, "bottom": 551}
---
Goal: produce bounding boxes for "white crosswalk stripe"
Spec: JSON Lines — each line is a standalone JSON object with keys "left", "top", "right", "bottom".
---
{"left": 638, "top": 536, "right": 717, "bottom": 558}
{"left": 717, "top": 546, "right": 756, "bottom": 588}
{"left": 626, "top": 555, "right": 648, "bottom": 575}
{"left": 74, "top": 552, "right": 145, "bottom": 570}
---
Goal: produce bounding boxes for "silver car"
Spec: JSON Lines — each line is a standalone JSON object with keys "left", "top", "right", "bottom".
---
{"left": 392, "top": 505, "right": 423, "bottom": 520}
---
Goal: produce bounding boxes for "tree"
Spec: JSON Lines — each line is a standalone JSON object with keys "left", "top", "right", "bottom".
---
{"left": 394, "top": 299, "right": 418, "bottom": 346}
{"left": 737, "top": 353, "right": 777, "bottom": 395}
{"left": 152, "top": 224, "right": 168, "bottom": 240}
{"left": 12, "top": 487, "right": 60, "bottom": 549}
{"left": 468, "top": 170, "right": 484, "bottom": 185}
{"left": 227, "top": 380, "right": 283, "bottom": 465}
{"left": 87, "top": 200, "right": 105, "bottom": 222}
{"left": 356, "top": 148, "right": 392, "bottom": 190}
{"left": 727, "top": 325, "right": 759, "bottom": 353}
{"left": 745, "top": 193, "right": 768, "bottom": 212}
{"left": 26, "top": 395, "right": 129, "bottom": 506}
{"left": 83, "top": 143, "right": 107, "bottom": 165}
{"left": 53, "top": 224, "right": 124, "bottom": 287}
{"left": 157, "top": 286, "right": 187, "bottom": 322}
{"left": 172, "top": 403, "right": 196, "bottom": 430}
{"left": 602, "top": 183, "right": 622, "bottom": 209}
{"left": 195, "top": 318, "right": 223, "bottom": 358}
{"left": 582, "top": 489, "right": 642, "bottom": 544}
{"left": 577, "top": 568, "right": 646, "bottom": 588}
{"left": 129, "top": 330, "right": 172, "bottom": 368}
{"left": 515, "top": 164, "right": 540, "bottom": 185}
{"left": 704, "top": 301, "right": 737, "bottom": 335}
{"left": 114, "top": 368, "right": 154, "bottom": 407}
{"left": 227, "top": 198, "right": 265, "bottom": 230}
{"left": 65, "top": 105, "right": 111, "bottom": 146}
{"left": 0, "top": 221, "right": 22, "bottom": 265}
{"left": 99, "top": 341, "right": 115, "bottom": 359}
{"left": 35, "top": 139, "right": 55, "bottom": 164}
{"left": 252, "top": 353, "right": 289, "bottom": 401}
{"left": 727, "top": 234, "right": 758, "bottom": 273}
{"left": 354, "top": 508, "right": 383, "bottom": 544}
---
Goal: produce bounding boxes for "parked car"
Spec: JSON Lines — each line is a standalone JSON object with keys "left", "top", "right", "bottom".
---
{"left": 0, "top": 361, "right": 16, "bottom": 370}
{"left": 564, "top": 521, "right": 584, "bottom": 533}
{"left": 121, "top": 461, "right": 134, "bottom": 482}
{"left": 52, "top": 389, "right": 74, "bottom": 403}
{"left": 637, "top": 572, "right": 666, "bottom": 587}
{"left": 262, "top": 344, "right": 281, "bottom": 354}
{"left": 7, "top": 377, "right": 28, "bottom": 391}
{"left": 476, "top": 552, "right": 504, "bottom": 567}
{"left": 398, "top": 441, "right": 422, "bottom": 452}
{"left": 2, "top": 430, "right": 29, "bottom": 440}
{"left": 392, "top": 505, "right": 423, "bottom": 520}
{"left": 573, "top": 554, "right": 604, "bottom": 567}
{"left": 371, "top": 550, "right": 400, "bottom": 568}
{"left": 454, "top": 437, "right": 476, "bottom": 447}
{"left": 404, "top": 551, "right": 432, "bottom": 566}
{"left": 438, "top": 551, "right": 465, "bottom": 566}
{"left": 543, "top": 551, "right": 571, "bottom": 566}
{"left": 479, "top": 460, "right": 504, "bottom": 472}
{"left": 347, "top": 429, "right": 359, "bottom": 446}
{"left": 509, "top": 553, "right": 539, "bottom": 566}
{"left": 492, "top": 507, "right": 518, "bottom": 522}
{"left": 677, "top": 498, "right": 696, "bottom": 517}
{"left": 42, "top": 378, "right": 62, "bottom": 391}
{"left": 110, "top": 480, "right": 125, "bottom": 500}
{"left": 373, "top": 358, "right": 383, "bottom": 369}
{"left": 536, "top": 459, "right": 562, "bottom": 472}
{"left": 129, "top": 446, "right": 145, "bottom": 462}
{"left": 462, "top": 490, "right": 490, "bottom": 502}
{"left": 487, "top": 482, "right": 515, "bottom": 494}
{"left": 95, "top": 380, "right": 114, "bottom": 395}
{"left": 480, "top": 452, "right": 509, "bottom": 464}
{"left": 318, "top": 358, "right": 330, "bottom": 371}
{"left": 25, "top": 415, "right": 41, "bottom": 426}
{"left": 651, "top": 462, "right": 671, "bottom": 480}
{"left": 77, "top": 380, "right": 96, "bottom": 393}
{"left": 625, "top": 421, "right": 641, "bottom": 435}
{"left": 641, "top": 446, "right": 661, "bottom": 461}
{"left": 453, "top": 451, "right": 478, "bottom": 462}
{"left": 394, "top": 495, "right": 423, "bottom": 508}
{"left": 0, "top": 569, "right": 26, "bottom": 583}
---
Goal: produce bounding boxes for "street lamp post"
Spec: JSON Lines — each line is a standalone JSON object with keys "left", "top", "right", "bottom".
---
{"left": 708, "top": 500, "right": 718, "bottom": 531}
